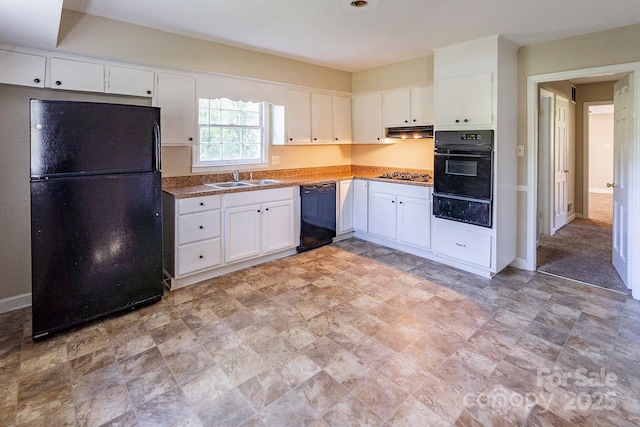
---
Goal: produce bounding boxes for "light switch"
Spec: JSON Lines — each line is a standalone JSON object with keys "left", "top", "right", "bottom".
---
{"left": 517, "top": 145, "right": 525, "bottom": 157}
{"left": 272, "top": 155, "right": 279, "bottom": 165}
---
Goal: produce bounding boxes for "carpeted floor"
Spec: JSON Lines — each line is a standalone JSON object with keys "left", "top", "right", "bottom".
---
{"left": 537, "top": 193, "right": 630, "bottom": 294}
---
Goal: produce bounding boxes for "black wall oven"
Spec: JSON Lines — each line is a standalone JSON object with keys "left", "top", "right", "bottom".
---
{"left": 433, "top": 130, "right": 494, "bottom": 228}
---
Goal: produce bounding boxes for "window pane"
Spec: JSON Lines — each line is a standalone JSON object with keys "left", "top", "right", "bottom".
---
{"left": 200, "top": 127, "right": 221, "bottom": 143}
{"left": 198, "top": 108, "right": 209, "bottom": 125}
{"left": 222, "top": 127, "right": 241, "bottom": 143}
{"left": 242, "top": 128, "right": 260, "bottom": 143}
{"left": 199, "top": 99, "right": 210, "bottom": 108}
{"left": 242, "top": 144, "right": 260, "bottom": 159}
{"left": 240, "top": 111, "right": 260, "bottom": 126}
{"left": 210, "top": 109, "right": 221, "bottom": 124}
{"left": 240, "top": 101, "right": 260, "bottom": 112}
{"left": 220, "top": 110, "right": 240, "bottom": 125}
{"left": 200, "top": 143, "right": 221, "bottom": 161}
{"left": 222, "top": 143, "right": 242, "bottom": 159}
{"left": 220, "top": 98, "right": 238, "bottom": 110}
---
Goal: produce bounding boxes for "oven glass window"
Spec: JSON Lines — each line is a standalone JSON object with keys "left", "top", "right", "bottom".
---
{"left": 445, "top": 160, "right": 478, "bottom": 177}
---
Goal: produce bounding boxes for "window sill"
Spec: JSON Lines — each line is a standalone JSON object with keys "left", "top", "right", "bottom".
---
{"left": 191, "top": 162, "right": 269, "bottom": 174}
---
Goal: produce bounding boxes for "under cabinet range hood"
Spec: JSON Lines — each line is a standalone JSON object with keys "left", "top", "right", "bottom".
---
{"left": 385, "top": 125, "right": 434, "bottom": 139}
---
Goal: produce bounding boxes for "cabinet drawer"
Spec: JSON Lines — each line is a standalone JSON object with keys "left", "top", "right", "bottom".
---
{"left": 178, "top": 210, "right": 220, "bottom": 244}
{"left": 434, "top": 223, "right": 491, "bottom": 267}
{"left": 178, "top": 195, "right": 221, "bottom": 214}
{"left": 177, "top": 238, "right": 221, "bottom": 276}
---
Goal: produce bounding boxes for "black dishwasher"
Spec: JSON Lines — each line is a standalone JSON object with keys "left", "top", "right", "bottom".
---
{"left": 298, "top": 182, "right": 337, "bottom": 252}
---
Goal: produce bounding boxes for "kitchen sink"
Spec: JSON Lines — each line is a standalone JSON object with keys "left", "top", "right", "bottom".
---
{"left": 205, "top": 181, "right": 254, "bottom": 188}
{"left": 254, "top": 179, "right": 282, "bottom": 185}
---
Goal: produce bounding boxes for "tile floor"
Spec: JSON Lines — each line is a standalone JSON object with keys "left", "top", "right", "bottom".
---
{"left": 1, "top": 238, "right": 639, "bottom": 426}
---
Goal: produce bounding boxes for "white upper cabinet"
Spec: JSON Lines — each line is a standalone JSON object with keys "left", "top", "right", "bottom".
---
{"left": 286, "top": 90, "right": 312, "bottom": 143}
{"left": 50, "top": 58, "right": 105, "bottom": 93}
{"left": 311, "top": 92, "right": 333, "bottom": 143}
{"left": 332, "top": 95, "right": 352, "bottom": 143}
{"left": 107, "top": 65, "right": 154, "bottom": 97}
{"left": 0, "top": 49, "right": 46, "bottom": 88}
{"left": 383, "top": 86, "right": 434, "bottom": 127}
{"left": 352, "top": 92, "right": 385, "bottom": 143}
{"left": 435, "top": 72, "right": 492, "bottom": 127}
{"left": 155, "top": 72, "right": 197, "bottom": 146}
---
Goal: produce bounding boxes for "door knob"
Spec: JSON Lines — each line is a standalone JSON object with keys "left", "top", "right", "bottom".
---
{"left": 564, "top": 170, "right": 570, "bottom": 173}
{"left": 607, "top": 182, "right": 615, "bottom": 188}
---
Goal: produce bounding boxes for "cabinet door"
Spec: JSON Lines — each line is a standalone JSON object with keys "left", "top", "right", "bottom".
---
{"left": 286, "top": 90, "right": 311, "bottom": 143}
{"left": 332, "top": 95, "right": 352, "bottom": 143}
{"left": 338, "top": 180, "right": 354, "bottom": 233}
{"left": 262, "top": 199, "right": 295, "bottom": 253}
{"left": 311, "top": 93, "right": 333, "bottom": 143}
{"left": 353, "top": 179, "right": 368, "bottom": 233}
{"left": 156, "top": 73, "right": 196, "bottom": 145}
{"left": 461, "top": 72, "right": 492, "bottom": 126}
{"left": 225, "top": 205, "right": 261, "bottom": 263}
{"left": 50, "top": 58, "right": 105, "bottom": 93}
{"left": 398, "top": 196, "right": 431, "bottom": 249}
{"left": 410, "top": 86, "right": 434, "bottom": 125}
{"left": 0, "top": 50, "right": 46, "bottom": 87}
{"left": 369, "top": 192, "right": 397, "bottom": 239}
{"left": 435, "top": 76, "right": 463, "bottom": 126}
{"left": 382, "top": 89, "right": 411, "bottom": 127}
{"left": 108, "top": 66, "right": 154, "bottom": 97}
{"left": 352, "top": 93, "right": 383, "bottom": 143}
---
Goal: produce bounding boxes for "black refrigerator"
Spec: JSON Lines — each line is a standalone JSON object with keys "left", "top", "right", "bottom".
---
{"left": 30, "top": 100, "right": 164, "bottom": 339}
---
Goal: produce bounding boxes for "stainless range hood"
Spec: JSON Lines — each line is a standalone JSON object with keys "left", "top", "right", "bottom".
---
{"left": 385, "top": 125, "right": 434, "bottom": 139}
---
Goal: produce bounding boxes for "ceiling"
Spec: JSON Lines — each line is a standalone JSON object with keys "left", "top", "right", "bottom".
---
{"left": 3, "top": 0, "right": 640, "bottom": 72}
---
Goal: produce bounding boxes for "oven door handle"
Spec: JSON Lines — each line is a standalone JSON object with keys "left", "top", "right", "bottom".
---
{"left": 434, "top": 152, "right": 491, "bottom": 158}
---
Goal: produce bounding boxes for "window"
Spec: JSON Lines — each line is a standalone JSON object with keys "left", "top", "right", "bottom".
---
{"left": 195, "top": 98, "right": 268, "bottom": 168}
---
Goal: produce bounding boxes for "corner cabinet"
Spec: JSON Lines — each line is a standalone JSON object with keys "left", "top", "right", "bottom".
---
{"left": 155, "top": 72, "right": 197, "bottom": 146}
{"left": 435, "top": 73, "right": 492, "bottom": 127}
{"left": 352, "top": 92, "right": 385, "bottom": 143}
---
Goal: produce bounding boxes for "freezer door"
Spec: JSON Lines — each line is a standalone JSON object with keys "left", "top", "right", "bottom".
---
{"left": 30, "top": 100, "right": 160, "bottom": 178}
{"left": 31, "top": 172, "right": 163, "bottom": 337}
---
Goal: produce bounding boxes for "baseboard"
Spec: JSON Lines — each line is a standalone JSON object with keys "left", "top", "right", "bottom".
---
{"left": 588, "top": 188, "right": 613, "bottom": 194}
{"left": 0, "top": 293, "right": 31, "bottom": 314}
{"left": 509, "top": 257, "right": 531, "bottom": 271}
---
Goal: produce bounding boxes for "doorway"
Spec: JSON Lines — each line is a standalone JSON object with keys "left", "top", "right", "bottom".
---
{"left": 526, "top": 64, "right": 638, "bottom": 298}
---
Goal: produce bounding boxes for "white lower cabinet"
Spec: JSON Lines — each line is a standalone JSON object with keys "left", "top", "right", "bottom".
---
{"left": 433, "top": 220, "right": 491, "bottom": 268}
{"left": 353, "top": 179, "right": 369, "bottom": 233}
{"left": 163, "top": 194, "right": 222, "bottom": 279}
{"left": 337, "top": 180, "right": 354, "bottom": 234}
{"left": 368, "top": 181, "right": 431, "bottom": 250}
{"left": 224, "top": 187, "right": 295, "bottom": 264}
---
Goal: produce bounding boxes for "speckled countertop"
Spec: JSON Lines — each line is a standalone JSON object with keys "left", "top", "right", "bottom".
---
{"left": 162, "top": 165, "right": 433, "bottom": 199}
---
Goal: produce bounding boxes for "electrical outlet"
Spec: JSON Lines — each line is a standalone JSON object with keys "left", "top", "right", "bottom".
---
{"left": 271, "top": 155, "right": 279, "bottom": 165}
{"left": 517, "top": 145, "right": 525, "bottom": 157}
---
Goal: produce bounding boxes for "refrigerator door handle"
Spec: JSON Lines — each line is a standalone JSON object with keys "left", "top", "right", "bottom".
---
{"left": 154, "top": 123, "right": 162, "bottom": 172}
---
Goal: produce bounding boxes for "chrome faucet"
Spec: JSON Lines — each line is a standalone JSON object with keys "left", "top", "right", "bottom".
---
{"left": 232, "top": 169, "right": 239, "bottom": 181}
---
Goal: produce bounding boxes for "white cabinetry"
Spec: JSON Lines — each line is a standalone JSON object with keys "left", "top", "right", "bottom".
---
{"left": 368, "top": 181, "right": 431, "bottom": 250}
{"left": 50, "top": 58, "right": 105, "bottom": 93}
{"left": 337, "top": 180, "right": 354, "bottom": 234}
{"left": 107, "top": 65, "right": 154, "bottom": 97}
{"left": 224, "top": 187, "right": 295, "bottom": 264}
{"left": 435, "top": 73, "right": 492, "bottom": 127}
{"left": 353, "top": 179, "right": 369, "bottom": 233}
{"left": 285, "top": 90, "right": 350, "bottom": 144}
{"left": 383, "top": 86, "right": 434, "bottom": 127}
{"left": 163, "top": 194, "right": 222, "bottom": 282}
{"left": 332, "top": 95, "right": 352, "bottom": 143}
{"left": 433, "top": 220, "right": 491, "bottom": 268}
{"left": 156, "top": 73, "right": 197, "bottom": 146}
{"left": 352, "top": 93, "right": 384, "bottom": 143}
{"left": 0, "top": 49, "right": 46, "bottom": 88}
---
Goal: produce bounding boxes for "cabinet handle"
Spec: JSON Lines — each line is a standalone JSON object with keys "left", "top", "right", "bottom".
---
{"left": 463, "top": 119, "right": 469, "bottom": 123}
{"left": 455, "top": 242, "right": 467, "bottom": 247}
{"left": 55, "top": 81, "right": 62, "bottom": 86}
{"left": 404, "top": 120, "right": 408, "bottom": 123}
{"left": 399, "top": 201, "right": 403, "bottom": 204}
{"left": 188, "top": 137, "right": 193, "bottom": 141}
{"left": 335, "top": 138, "right": 338, "bottom": 141}
{"left": 313, "top": 138, "right": 317, "bottom": 141}
{"left": 34, "top": 78, "right": 41, "bottom": 84}
{"left": 265, "top": 208, "right": 269, "bottom": 211}
{"left": 455, "top": 119, "right": 460, "bottom": 123}
{"left": 412, "top": 119, "right": 417, "bottom": 122}
{"left": 200, "top": 202, "right": 204, "bottom": 206}
{"left": 199, "top": 255, "right": 204, "bottom": 259}
{"left": 257, "top": 209, "right": 261, "bottom": 213}
{"left": 289, "top": 138, "right": 293, "bottom": 141}
{"left": 199, "top": 225, "right": 204, "bottom": 229}
{"left": 376, "top": 137, "right": 380, "bottom": 141}
{"left": 391, "top": 200, "right": 395, "bottom": 203}
{"left": 146, "top": 90, "right": 152, "bottom": 95}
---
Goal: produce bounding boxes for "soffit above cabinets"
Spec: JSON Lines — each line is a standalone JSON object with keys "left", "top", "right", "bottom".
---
{"left": 0, "top": 0, "right": 63, "bottom": 49}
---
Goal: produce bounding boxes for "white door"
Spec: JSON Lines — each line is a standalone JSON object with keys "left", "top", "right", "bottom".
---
{"left": 262, "top": 200, "right": 295, "bottom": 254}
{"left": 369, "top": 192, "right": 397, "bottom": 240}
{"left": 612, "top": 74, "right": 633, "bottom": 286}
{"left": 225, "top": 205, "right": 261, "bottom": 263}
{"left": 398, "top": 196, "right": 431, "bottom": 249}
{"left": 553, "top": 96, "right": 569, "bottom": 233}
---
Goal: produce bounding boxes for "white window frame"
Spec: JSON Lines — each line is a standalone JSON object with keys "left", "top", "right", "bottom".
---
{"left": 192, "top": 98, "right": 270, "bottom": 173}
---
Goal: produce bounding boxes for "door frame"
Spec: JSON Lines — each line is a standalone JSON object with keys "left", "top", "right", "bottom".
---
{"left": 525, "top": 62, "right": 640, "bottom": 299}
{"left": 582, "top": 100, "right": 615, "bottom": 220}
{"left": 538, "top": 89, "right": 554, "bottom": 237}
